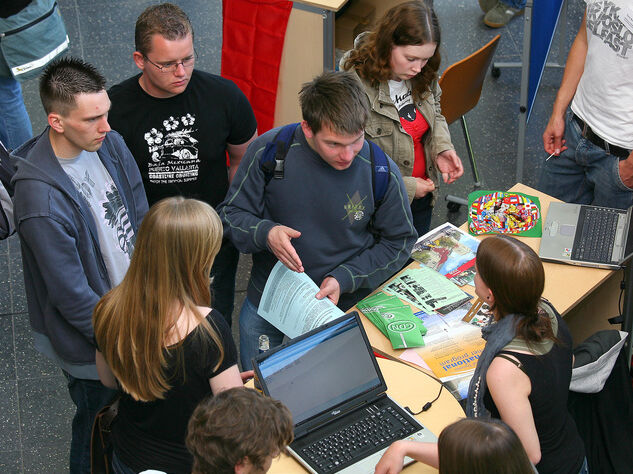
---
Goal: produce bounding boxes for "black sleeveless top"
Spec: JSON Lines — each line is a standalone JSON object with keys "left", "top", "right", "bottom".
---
{"left": 483, "top": 315, "right": 585, "bottom": 474}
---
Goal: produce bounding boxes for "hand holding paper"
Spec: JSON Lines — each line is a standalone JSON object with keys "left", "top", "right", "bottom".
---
{"left": 315, "top": 276, "right": 341, "bottom": 305}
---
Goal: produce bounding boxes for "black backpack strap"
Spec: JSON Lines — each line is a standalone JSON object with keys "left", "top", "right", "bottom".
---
{"left": 260, "top": 123, "right": 299, "bottom": 183}
{"left": 0, "top": 141, "right": 16, "bottom": 197}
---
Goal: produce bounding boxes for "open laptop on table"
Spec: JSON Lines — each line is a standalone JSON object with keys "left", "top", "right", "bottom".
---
{"left": 539, "top": 201, "right": 633, "bottom": 270}
{"left": 252, "top": 312, "right": 437, "bottom": 474}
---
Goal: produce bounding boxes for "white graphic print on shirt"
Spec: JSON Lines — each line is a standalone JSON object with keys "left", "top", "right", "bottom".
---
{"left": 143, "top": 113, "right": 200, "bottom": 184}
{"left": 388, "top": 79, "right": 417, "bottom": 122}
{"left": 586, "top": 0, "right": 633, "bottom": 58}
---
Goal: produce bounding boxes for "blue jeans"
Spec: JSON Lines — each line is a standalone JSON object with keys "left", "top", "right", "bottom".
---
{"left": 111, "top": 449, "right": 137, "bottom": 474}
{"left": 500, "top": 0, "right": 526, "bottom": 8}
{"left": 578, "top": 456, "right": 588, "bottom": 474}
{"left": 210, "top": 238, "right": 239, "bottom": 327}
{"left": 239, "top": 297, "right": 285, "bottom": 370}
{"left": 63, "top": 371, "right": 118, "bottom": 474}
{"left": 539, "top": 110, "right": 633, "bottom": 209}
{"left": 0, "top": 76, "right": 33, "bottom": 150}
{"left": 410, "top": 194, "right": 432, "bottom": 237}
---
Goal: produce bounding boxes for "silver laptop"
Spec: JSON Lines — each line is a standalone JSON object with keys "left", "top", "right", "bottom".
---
{"left": 539, "top": 202, "right": 633, "bottom": 269}
{"left": 252, "top": 312, "right": 437, "bottom": 474}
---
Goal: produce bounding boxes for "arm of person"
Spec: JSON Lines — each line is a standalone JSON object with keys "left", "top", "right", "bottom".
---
{"left": 107, "top": 130, "right": 149, "bottom": 224}
{"left": 427, "top": 80, "right": 461, "bottom": 180}
{"left": 487, "top": 356, "right": 541, "bottom": 465}
{"left": 227, "top": 130, "right": 258, "bottom": 183}
{"left": 209, "top": 364, "right": 243, "bottom": 394}
{"left": 543, "top": 12, "right": 587, "bottom": 155}
{"left": 326, "top": 164, "right": 418, "bottom": 298}
{"left": 95, "top": 350, "right": 118, "bottom": 389}
{"left": 374, "top": 440, "right": 439, "bottom": 474}
{"left": 219, "top": 138, "right": 303, "bottom": 272}
{"left": 17, "top": 214, "right": 100, "bottom": 342}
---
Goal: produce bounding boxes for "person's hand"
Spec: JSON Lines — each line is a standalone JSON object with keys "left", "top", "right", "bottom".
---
{"left": 374, "top": 441, "right": 406, "bottom": 474}
{"left": 414, "top": 177, "right": 435, "bottom": 198}
{"left": 240, "top": 370, "right": 255, "bottom": 384}
{"left": 543, "top": 114, "right": 568, "bottom": 156}
{"left": 436, "top": 150, "right": 464, "bottom": 184}
{"left": 267, "top": 225, "right": 304, "bottom": 272}
{"left": 315, "top": 276, "right": 340, "bottom": 305}
{"left": 618, "top": 152, "right": 633, "bottom": 189}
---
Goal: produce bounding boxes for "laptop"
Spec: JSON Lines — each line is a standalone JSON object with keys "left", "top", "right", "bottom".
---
{"left": 539, "top": 201, "right": 633, "bottom": 269}
{"left": 252, "top": 312, "right": 437, "bottom": 474}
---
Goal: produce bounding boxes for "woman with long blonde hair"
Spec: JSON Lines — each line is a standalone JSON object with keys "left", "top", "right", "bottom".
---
{"left": 93, "top": 197, "right": 242, "bottom": 474}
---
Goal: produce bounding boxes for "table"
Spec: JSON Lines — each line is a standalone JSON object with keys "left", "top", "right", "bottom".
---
{"left": 359, "top": 183, "right": 623, "bottom": 363}
{"left": 264, "top": 358, "right": 465, "bottom": 473}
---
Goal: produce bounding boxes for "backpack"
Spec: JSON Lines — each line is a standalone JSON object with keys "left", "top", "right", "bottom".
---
{"left": 0, "top": 140, "right": 17, "bottom": 239}
{"left": 259, "top": 123, "right": 391, "bottom": 208}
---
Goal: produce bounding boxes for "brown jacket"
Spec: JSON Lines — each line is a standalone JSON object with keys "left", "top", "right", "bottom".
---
{"left": 343, "top": 65, "right": 455, "bottom": 204}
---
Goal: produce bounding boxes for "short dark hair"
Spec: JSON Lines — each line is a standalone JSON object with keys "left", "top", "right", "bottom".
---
{"left": 438, "top": 418, "right": 534, "bottom": 474}
{"left": 39, "top": 57, "right": 106, "bottom": 115}
{"left": 186, "top": 387, "right": 294, "bottom": 474}
{"left": 299, "top": 71, "right": 369, "bottom": 135}
{"left": 135, "top": 3, "right": 193, "bottom": 56}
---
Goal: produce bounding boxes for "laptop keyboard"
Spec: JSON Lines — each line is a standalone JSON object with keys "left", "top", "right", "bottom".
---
{"left": 572, "top": 207, "right": 621, "bottom": 263}
{"left": 299, "top": 401, "right": 418, "bottom": 473}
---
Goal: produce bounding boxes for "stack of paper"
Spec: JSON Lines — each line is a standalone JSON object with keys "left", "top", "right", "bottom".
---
{"left": 357, "top": 293, "right": 426, "bottom": 349}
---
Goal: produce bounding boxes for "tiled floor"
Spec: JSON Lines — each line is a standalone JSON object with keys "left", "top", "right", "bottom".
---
{"left": 0, "top": 0, "right": 584, "bottom": 472}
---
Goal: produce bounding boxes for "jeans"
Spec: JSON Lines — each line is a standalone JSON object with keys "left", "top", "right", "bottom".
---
{"left": 111, "top": 449, "right": 137, "bottom": 474}
{"left": 539, "top": 109, "right": 633, "bottom": 209}
{"left": 578, "top": 456, "right": 589, "bottom": 474}
{"left": 410, "top": 193, "right": 432, "bottom": 237}
{"left": 500, "top": 0, "right": 526, "bottom": 8}
{"left": 239, "top": 297, "right": 285, "bottom": 370}
{"left": 63, "top": 371, "right": 118, "bottom": 474}
{"left": 210, "top": 238, "right": 239, "bottom": 327}
{"left": 0, "top": 76, "right": 33, "bottom": 150}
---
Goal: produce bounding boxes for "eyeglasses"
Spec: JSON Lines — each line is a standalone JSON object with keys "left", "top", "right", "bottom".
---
{"left": 143, "top": 51, "right": 197, "bottom": 73}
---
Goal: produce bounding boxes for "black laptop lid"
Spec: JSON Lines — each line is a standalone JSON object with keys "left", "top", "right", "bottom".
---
{"left": 253, "top": 312, "right": 385, "bottom": 435}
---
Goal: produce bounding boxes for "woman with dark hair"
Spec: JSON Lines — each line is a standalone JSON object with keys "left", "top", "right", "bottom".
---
{"left": 438, "top": 418, "right": 534, "bottom": 474}
{"left": 93, "top": 197, "right": 243, "bottom": 474}
{"left": 375, "top": 235, "right": 586, "bottom": 474}
{"left": 341, "top": 1, "right": 463, "bottom": 235}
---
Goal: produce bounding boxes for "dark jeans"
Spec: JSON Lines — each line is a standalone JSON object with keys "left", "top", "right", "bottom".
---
{"left": 63, "top": 371, "right": 117, "bottom": 474}
{"left": 410, "top": 194, "right": 433, "bottom": 237}
{"left": 111, "top": 449, "right": 137, "bottom": 474}
{"left": 210, "top": 238, "right": 239, "bottom": 327}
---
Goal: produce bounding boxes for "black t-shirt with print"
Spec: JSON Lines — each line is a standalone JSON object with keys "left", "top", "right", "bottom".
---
{"left": 112, "top": 309, "right": 238, "bottom": 473}
{"left": 108, "top": 70, "right": 257, "bottom": 207}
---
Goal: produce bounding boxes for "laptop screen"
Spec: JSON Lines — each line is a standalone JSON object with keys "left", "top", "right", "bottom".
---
{"left": 256, "top": 314, "right": 383, "bottom": 426}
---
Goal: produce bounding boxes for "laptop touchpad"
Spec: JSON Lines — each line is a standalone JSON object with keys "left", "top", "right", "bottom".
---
{"left": 559, "top": 224, "right": 576, "bottom": 236}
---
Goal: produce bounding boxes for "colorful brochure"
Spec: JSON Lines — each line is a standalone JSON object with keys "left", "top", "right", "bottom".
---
{"left": 411, "top": 222, "right": 480, "bottom": 286}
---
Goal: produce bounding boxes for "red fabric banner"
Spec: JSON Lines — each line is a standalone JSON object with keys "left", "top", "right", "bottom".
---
{"left": 221, "top": 0, "right": 292, "bottom": 134}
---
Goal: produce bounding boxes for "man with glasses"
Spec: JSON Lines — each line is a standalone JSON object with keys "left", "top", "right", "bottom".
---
{"left": 109, "top": 3, "right": 257, "bottom": 326}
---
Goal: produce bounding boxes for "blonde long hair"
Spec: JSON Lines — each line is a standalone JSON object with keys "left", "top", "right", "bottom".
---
{"left": 93, "top": 197, "right": 224, "bottom": 401}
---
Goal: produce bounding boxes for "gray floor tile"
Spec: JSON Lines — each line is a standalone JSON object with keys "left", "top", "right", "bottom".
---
{"left": 0, "top": 316, "right": 16, "bottom": 380}
{"left": 8, "top": 251, "right": 26, "bottom": 314}
{"left": 0, "top": 380, "right": 20, "bottom": 453}
{"left": 0, "top": 450, "right": 22, "bottom": 473}
{"left": 0, "top": 254, "right": 11, "bottom": 315}
{"left": 13, "top": 312, "right": 60, "bottom": 380}
{"left": 18, "top": 376, "right": 73, "bottom": 449}
{"left": 22, "top": 443, "right": 69, "bottom": 474}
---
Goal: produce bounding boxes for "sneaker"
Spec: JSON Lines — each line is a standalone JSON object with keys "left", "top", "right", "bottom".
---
{"left": 478, "top": 0, "right": 498, "bottom": 13}
{"left": 483, "top": 2, "right": 524, "bottom": 28}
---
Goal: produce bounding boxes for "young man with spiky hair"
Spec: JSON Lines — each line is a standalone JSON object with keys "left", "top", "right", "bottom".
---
{"left": 108, "top": 3, "right": 257, "bottom": 327}
{"left": 11, "top": 57, "right": 148, "bottom": 474}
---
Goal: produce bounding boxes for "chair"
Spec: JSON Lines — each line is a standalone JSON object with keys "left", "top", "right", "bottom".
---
{"left": 438, "top": 35, "right": 500, "bottom": 211}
